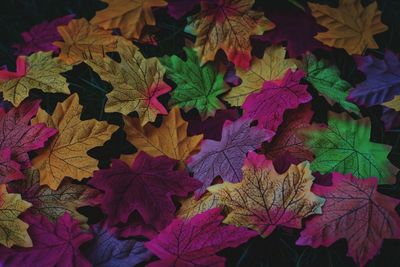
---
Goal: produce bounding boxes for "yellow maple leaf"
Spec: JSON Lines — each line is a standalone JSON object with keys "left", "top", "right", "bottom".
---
{"left": 208, "top": 152, "right": 325, "bottom": 237}
{"left": 85, "top": 39, "right": 171, "bottom": 126}
{"left": 31, "top": 94, "right": 118, "bottom": 190}
{"left": 384, "top": 96, "right": 400, "bottom": 111}
{"left": 0, "top": 184, "right": 32, "bottom": 248}
{"left": 176, "top": 192, "right": 225, "bottom": 219}
{"left": 123, "top": 107, "right": 203, "bottom": 162}
{"left": 54, "top": 18, "right": 118, "bottom": 65}
{"left": 90, "top": 0, "right": 167, "bottom": 39}
{"left": 223, "top": 45, "right": 299, "bottom": 106}
{"left": 186, "top": 0, "right": 275, "bottom": 69}
{"left": 309, "top": 0, "right": 388, "bottom": 55}
{"left": 0, "top": 52, "right": 71, "bottom": 106}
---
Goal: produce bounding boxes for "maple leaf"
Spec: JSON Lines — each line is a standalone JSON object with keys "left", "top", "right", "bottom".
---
{"left": 145, "top": 208, "right": 257, "bottom": 267}
{"left": 256, "top": 8, "right": 325, "bottom": 57}
{"left": 167, "top": 0, "right": 200, "bottom": 19}
{"left": 54, "top": 18, "right": 118, "bottom": 65}
{"left": 177, "top": 192, "right": 225, "bottom": 219}
{"left": 187, "top": 118, "right": 271, "bottom": 198}
{"left": 13, "top": 15, "right": 74, "bottom": 55}
{"left": 296, "top": 173, "right": 400, "bottom": 267}
{"left": 161, "top": 47, "right": 228, "bottom": 119}
{"left": 187, "top": 109, "right": 239, "bottom": 141}
{"left": 0, "top": 148, "right": 24, "bottom": 184}
{"left": 0, "top": 184, "right": 32, "bottom": 248}
{"left": 185, "top": 0, "right": 275, "bottom": 69}
{"left": 348, "top": 51, "right": 400, "bottom": 129}
{"left": 89, "top": 152, "right": 201, "bottom": 231}
{"left": 301, "top": 112, "right": 397, "bottom": 184}
{"left": 263, "top": 104, "right": 314, "bottom": 162}
{"left": 85, "top": 38, "right": 171, "bottom": 125}
{"left": 242, "top": 70, "right": 311, "bottom": 133}
{"left": 9, "top": 168, "right": 102, "bottom": 223}
{"left": 0, "top": 213, "right": 92, "bottom": 267}
{"left": 91, "top": 0, "right": 167, "bottom": 40}
{"left": 384, "top": 95, "right": 400, "bottom": 111}
{"left": 83, "top": 224, "right": 153, "bottom": 267}
{"left": 31, "top": 93, "right": 118, "bottom": 190}
{"left": 0, "top": 52, "right": 72, "bottom": 106}
{"left": 0, "top": 56, "right": 27, "bottom": 81}
{"left": 208, "top": 152, "right": 324, "bottom": 237}
{"left": 309, "top": 0, "right": 388, "bottom": 55}
{"left": 302, "top": 53, "right": 360, "bottom": 115}
{"left": 0, "top": 99, "right": 57, "bottom": 169}
{"left": 223, "top": 45, "right": 299, "bottom": 106}
{"left": 123, "top": 107, "right": 203, "bottom": 162}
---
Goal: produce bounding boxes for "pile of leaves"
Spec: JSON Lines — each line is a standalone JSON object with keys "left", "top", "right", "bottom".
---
{"left": 0, "top": 0, "right": 400, "bottom": 266}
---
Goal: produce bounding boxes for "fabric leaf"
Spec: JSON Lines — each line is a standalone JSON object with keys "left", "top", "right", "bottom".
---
{"left": 176, "top": 192, "right": 224, "bottom": 219}
{"left": 0, "top": 148, "right": 24, "bottom": 184}
{"left": 9, "top": 169, "right": 102, "bottom": 223}
{"left": 145, "top": 208, "right": 257, "bottom": 267}
{"left": 0, "top": 99, "right": 57, "bottom": 169}
{"left": 83, "top": 224, "right": 153, "bottom": 267}
{"left": 89, "top": 152, "right": 201, "bottom": 230}
{"left": 301, "top": 112, "right": 397, "bottom": 184}
{"left": 242, "top": 70, "right": 311, "bottom": 133}
{"left": 13, "top": 15, "right": 74, "bottom": 55}
{"left": 384, "top": 95, "right": 400, "bottom": 111}
{"left": 161, "top": 47, "right": 228, "bottom": 118}
{"left": 0, "top": 184, "right": 32, "bottom": 248}
{"left": 309, "top": 0, "right": 388, "bottom": 55}
{"left": 185, "top": 0, "right": 275, "bottom": 69}
{"left": 303, "top": 53, "right": 360, "bottom": 115}
{"left": 54, "top": 18, "right": 118, "bottom": 65}
{"left": 209, "top": 152, "right": 324, "bottom": 237}
{"left": 85, "top": 39, "right": 171, "bottom": 125}
{"left": 223, "top": 45, "right": 298, "bottom": 106}
{"left": 90, "top": 0, "right": 167, "bottom": 40}
{"left": 187, "top": 118, "right": 272, "bottom": 198}
{"left": 0, "top": 52, "right": 72, "bottom": 106}
{"left": 297, "top": 173, "right": 400, "bottom": 267}
{"left": 123, "top": 107, "right": 203, "bottom": 162}
{"left": 0, "top": 213, "right": 92, "bottom": 267}
{"left": 31, "top": 93, "right": 118, "bottom": 190}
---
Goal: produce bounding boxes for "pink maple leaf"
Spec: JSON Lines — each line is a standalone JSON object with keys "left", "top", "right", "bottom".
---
{"left": 0, "top": 99, "right": 57, "bottom": 169}
{"left": 145, "top": 208, "right": 257, "bottom": 267}
{"left": 89, "top": 152, "right": 201, "bottom": 231}
{"left": 0, "top": 148, "right": 24, "bottom": 184}
{"left": 242, "top": 70, "right": 311, "bottom": 134}
{"left": 0, "top": 57, "right": 27, "bottom": 80}
{"left": 0, "top": 213, "right": 92, "bottom": 267}
{"left": 296, "top": 173, "right": 400, "bottom": 267}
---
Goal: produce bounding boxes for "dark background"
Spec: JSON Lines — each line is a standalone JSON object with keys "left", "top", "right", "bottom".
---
{"left": 1, "top": 0, "right": 400, "bottom": 266}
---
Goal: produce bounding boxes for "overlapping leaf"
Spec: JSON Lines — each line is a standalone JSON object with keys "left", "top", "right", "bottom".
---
{"left": 31, "top": 93, "right": 118, "bottom": 190}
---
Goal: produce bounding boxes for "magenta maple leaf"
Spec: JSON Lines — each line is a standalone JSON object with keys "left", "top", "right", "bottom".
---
{"left": 89, "top": 152, "right": 201, "bottom": 231}
{"left": 167, "top": 0, "right": 200, "bottom": 19}
{"left": 242, "top": 70, "right": 311, "bottom": 134}
{"left": 348, "top": 50, "right": 400, "bottom": 129}
{"left": 0, "top": 57, "right": 27, "bottom": 80}
{"left": 145, "top": 208, "right": 257, "bottom": 267}
{"left": 187, "top": 109, "right": 239, "bottom": 141}
{"left": 13, "top": 15, "right": 74, "bottom": 55}
{"left": 0, "top": 99, "right": 57, "bottom": 168}
{"left": 296, "top": 173, "right": 400, "bottom": 267}
{"left": 0, "top": 148, "right": 24, "bottom": 184}
{"left": 187, "top": 117, "right": 272, "bottom": 198}
{"left": 0, "top": 213, "right": 92, "bottom": 267}
{"left": 256, "top": 8, "right": 326, "bottom": 57}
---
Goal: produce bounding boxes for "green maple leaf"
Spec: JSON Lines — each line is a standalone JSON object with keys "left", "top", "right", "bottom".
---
{"left": 303, "top": 53, "right": 360, "bottom": 116}
{"left": 160, "top": 47, "right": 227, "bottom": 118}
{"left": 302, "top": 112, "right": 397, "bottom": 184}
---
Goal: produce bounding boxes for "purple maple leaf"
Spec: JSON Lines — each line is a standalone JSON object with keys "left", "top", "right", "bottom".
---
{"left": 13, "top": 15, "right": 74, "bottom": 55}
{"left": 187, "top": 117, "right": 272, "bottom": 198}
{"left": 89, "top": 152, "right": 201, "bottom": 231}
{"left": 145, "top": 208, "right": 257, "bottom": 267}
{"left": 167, "top": 0, "right": 200, "bottom": 19}
{"left": 348, "top": 50, "right": 400, "bottom": 129}
{"left": 242, "top": 70, "right": 311, "bottom": 134}
{"left": 83, "top": 224, "right": 153, "bottom": 267}
{"left": 0, "top": 213, "right": 92, "bottom": 267}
